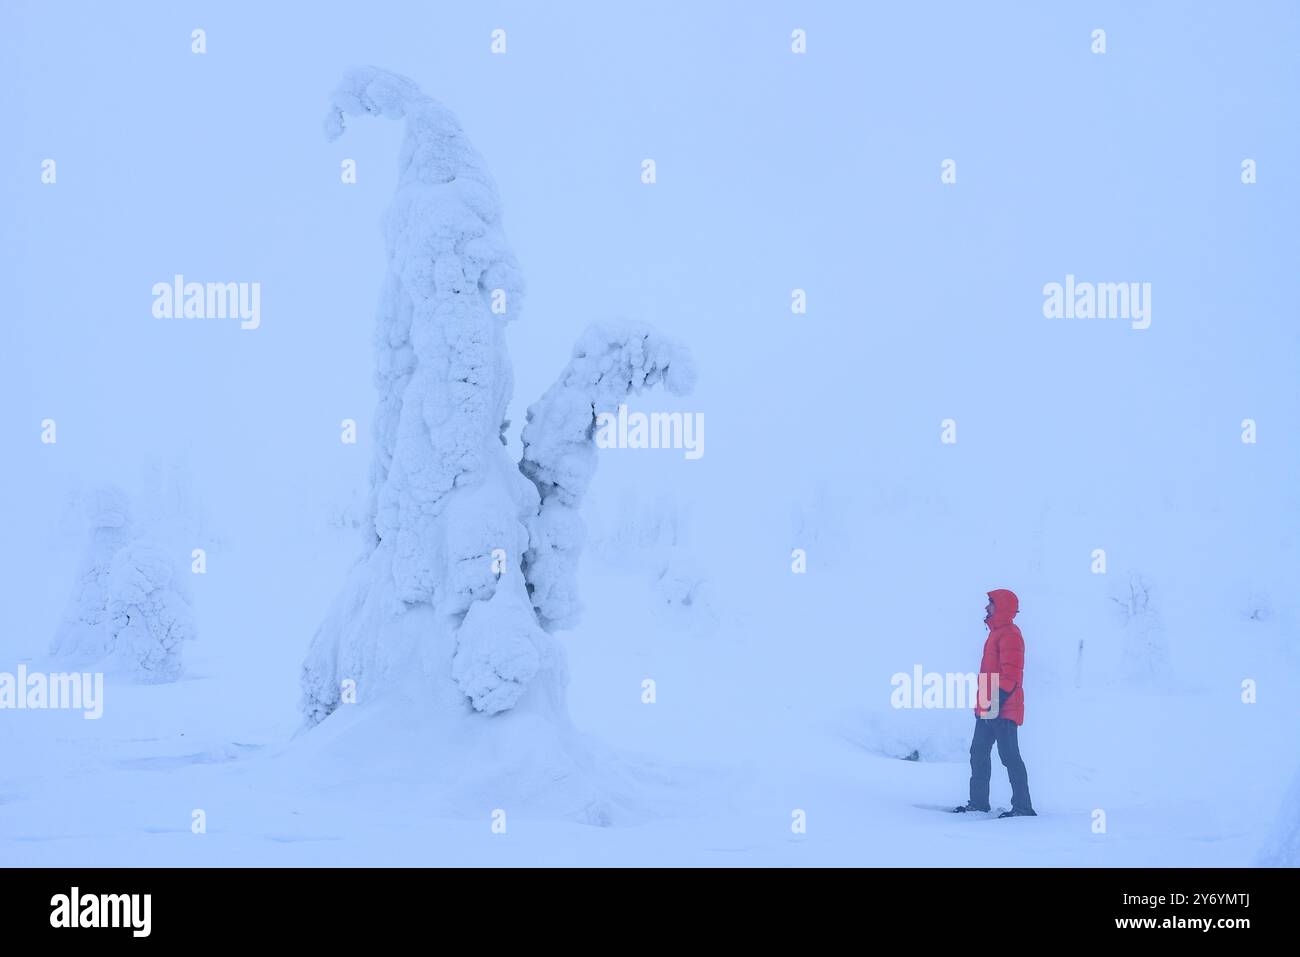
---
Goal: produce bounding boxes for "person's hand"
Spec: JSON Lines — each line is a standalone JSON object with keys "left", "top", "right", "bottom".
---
{"left": 980, "top": 694, "right": 999, "bottom": 719}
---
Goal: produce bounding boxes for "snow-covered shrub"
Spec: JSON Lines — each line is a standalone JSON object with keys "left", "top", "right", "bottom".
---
{"left": 651, "top": 551, "right": 717, "bottom": 634}
{"left": 104, "top": 542, "right": 195, "bottom": 683}
{"left": 584, "top": 492, "right": 714, "bottom": 632}
{"left": 789, "top": 485, "right": 854, "bottom": 573}
{"left": 653, "top": 554, "right": 708, "bottom": 610}
{"left": 50, "top": 486, "right": 134, "bottom": 661}
{"left": 1241, "top": 587, "right": 1273, "bottom": 623}
{"left": 588, "top": 491, "right": 684, "bottom": 570}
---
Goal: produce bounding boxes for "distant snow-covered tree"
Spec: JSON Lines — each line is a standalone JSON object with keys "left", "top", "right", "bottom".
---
{"left": 51, "top": 486, "right": 134, "bottom": 661}
{"left": 52, "top": 487, "right": 195, "bottom": 682}
{"left": 105, "top": 542, "right": 196, "bottom": 683}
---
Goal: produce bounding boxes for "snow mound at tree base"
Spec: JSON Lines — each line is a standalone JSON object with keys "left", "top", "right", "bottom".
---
{"left": 281, "top": 692, "right": 694, "bottom": 826}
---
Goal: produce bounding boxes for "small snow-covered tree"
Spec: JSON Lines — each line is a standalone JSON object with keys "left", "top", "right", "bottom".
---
{"left": 301, "top": 69, "right": 693, "bottom": 741}
{"left": 51, "top": 486, "right": 134, "bottom": 661}
{"left": 104, "top": 542, "right": 196, "bottom": 683}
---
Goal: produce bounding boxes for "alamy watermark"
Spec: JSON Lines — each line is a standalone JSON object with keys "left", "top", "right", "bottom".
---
{"left": 1, "top": 666, "right": 104, "bottom": 719}
{"left": 50, "top": 887, "right": 150, "bottom": 937}
{"left": 595, "top": 404, "right": 704, "bottom": 460}
{"left": 891, "top": 666, "right": 999, "bottom": 711}
{"left": 152, "top": 274, "right": 261, "bottom": 330}
{"left": 1043, "top": 274, "right": 1151, "bottom": 330}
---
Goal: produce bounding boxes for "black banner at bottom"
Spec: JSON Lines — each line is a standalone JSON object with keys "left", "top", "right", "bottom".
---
{"left": 0, "top": 866, "right": 1280, "bottom": 941}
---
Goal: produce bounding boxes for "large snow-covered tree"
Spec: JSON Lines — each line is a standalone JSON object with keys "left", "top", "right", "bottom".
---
{"left": 301, "top": 69, "right": 693, "bottom": 740}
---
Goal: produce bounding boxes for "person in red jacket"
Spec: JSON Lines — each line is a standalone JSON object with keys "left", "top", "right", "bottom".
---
{"left": 953, "top": 589, "right": 1037, "bottom": 817}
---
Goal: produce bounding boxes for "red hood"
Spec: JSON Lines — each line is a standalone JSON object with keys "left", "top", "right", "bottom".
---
{"left": 986, "top": 589, "right": 1019, "bottom": 627}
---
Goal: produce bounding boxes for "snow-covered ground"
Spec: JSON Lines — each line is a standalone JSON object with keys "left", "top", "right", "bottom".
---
{"left": 3, "top": 501, "right": 1296, "bottom": 866}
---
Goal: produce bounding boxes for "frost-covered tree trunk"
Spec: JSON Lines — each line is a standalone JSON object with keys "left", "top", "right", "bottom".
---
{"left": 301, "top": 69, "right": 693, "bottom": 765}
{"left": 301, "top": 69, "right": 693, "bottom": 741}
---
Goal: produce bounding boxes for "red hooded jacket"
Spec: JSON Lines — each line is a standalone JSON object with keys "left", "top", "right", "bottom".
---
{"left": 973, "top": 589, "right": 1025, "bottom": 725}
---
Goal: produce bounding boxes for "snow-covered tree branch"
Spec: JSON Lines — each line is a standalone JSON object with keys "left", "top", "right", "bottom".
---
{"left": 519, "top": 322, "right": 695, "bottom": 630}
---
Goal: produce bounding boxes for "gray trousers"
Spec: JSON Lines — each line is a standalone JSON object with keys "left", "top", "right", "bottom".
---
{"left": 968, "top": 716, "right": 1034, "bottom": 812}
